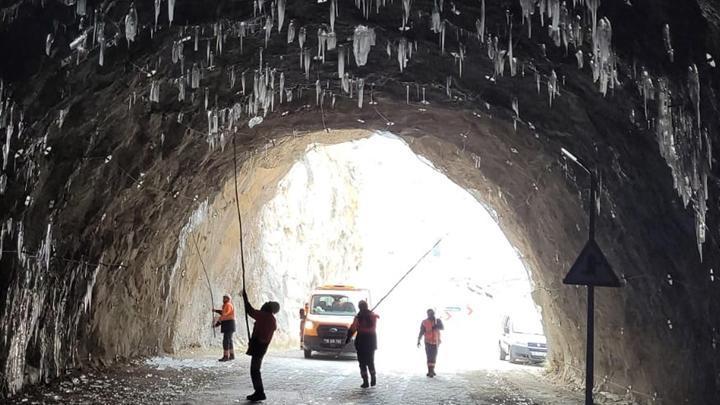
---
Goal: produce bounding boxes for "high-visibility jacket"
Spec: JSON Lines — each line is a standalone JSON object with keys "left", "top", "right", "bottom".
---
{"left": 219, "top": 302, "right": 235, "bottom": 321}
{"left": 421, "top": 318, "right": 442, "bottom": 345}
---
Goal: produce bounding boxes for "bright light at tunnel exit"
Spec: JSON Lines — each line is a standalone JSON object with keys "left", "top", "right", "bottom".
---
{"left": 259, "top": 132, "right": 542, "bottom": 372}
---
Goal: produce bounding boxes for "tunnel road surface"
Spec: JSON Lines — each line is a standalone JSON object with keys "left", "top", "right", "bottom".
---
{"left": 10, "top": 350, "right": 614, "bottom": 404}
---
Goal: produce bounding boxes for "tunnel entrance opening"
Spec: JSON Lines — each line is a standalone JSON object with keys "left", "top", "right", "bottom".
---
{"left": 255, "top": 132, "right": 542, "bottom": 372}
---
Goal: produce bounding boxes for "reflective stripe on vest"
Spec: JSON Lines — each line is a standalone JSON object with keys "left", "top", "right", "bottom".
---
{"left": 423, "top": 319, "right": 440, "bottom": 344}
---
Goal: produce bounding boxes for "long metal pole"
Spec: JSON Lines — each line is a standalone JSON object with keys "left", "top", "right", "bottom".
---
{"left": 232, "top": 136, "right": 251, "bottom": 339}
{"left": 586, "top": 172, "right": 597, "bottom": 405}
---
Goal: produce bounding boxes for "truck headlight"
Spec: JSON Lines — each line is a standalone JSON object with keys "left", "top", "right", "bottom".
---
{"left": 304, "top": 320, "right": 314, "bottom": 330}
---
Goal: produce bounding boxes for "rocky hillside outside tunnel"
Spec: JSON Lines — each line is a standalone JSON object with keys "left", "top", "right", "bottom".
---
{"left": 0, "top": 0, "right": 719, "bottom": 403}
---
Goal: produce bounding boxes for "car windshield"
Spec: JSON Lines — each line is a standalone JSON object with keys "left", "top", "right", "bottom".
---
{"left": 310, "top": 294, "right": 359, "bottom": 316}
{"left": 512, "top": 316, "right": 544, "bottom": 335}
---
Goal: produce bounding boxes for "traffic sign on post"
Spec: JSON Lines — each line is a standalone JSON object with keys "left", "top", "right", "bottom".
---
{"left": 563, "top": 239, "right": 621, "bottom": 287}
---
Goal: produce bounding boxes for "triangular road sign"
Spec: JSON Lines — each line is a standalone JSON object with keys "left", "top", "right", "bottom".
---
{"left": 563, "top": 239, "right": 621, "bottom": 287}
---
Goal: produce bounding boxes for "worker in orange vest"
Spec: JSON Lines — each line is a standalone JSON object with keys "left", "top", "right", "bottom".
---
{"left": 417, "top": 308, "right": 444, "bottom": 377}
{"left": 345, "top": 300, "right": 379, "bottom": 388}
{"left": 212, "top": 294, "right": 236, "bottom": 362}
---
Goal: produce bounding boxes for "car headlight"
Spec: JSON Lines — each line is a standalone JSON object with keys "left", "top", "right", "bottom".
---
{"left": 304, "top": 320, "right": 314, "bottom": 330}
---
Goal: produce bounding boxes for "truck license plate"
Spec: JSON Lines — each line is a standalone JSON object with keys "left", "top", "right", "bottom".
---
{"left": 323, "top": 338, "right": 343, "bottom": 344}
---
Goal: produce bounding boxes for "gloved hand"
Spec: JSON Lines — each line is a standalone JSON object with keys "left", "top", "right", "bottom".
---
{"left": 214, "top": 321, "right": 221, "bottom": 328}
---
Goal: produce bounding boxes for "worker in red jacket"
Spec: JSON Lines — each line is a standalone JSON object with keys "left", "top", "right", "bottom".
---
{"left": 242, "top": 290, "right": 280, "bottom": 402}
{"left": 345, "top": 300, "right": 379, "bottom": 388}
{"left": 417, "top": 308, "right": 444, "bottom": 377}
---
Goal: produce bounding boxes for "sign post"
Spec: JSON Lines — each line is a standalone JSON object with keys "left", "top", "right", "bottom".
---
{"left": 560, "top": 148, "right": 622, "bottom": 405}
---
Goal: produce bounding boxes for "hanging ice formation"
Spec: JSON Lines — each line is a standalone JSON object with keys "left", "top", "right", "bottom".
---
{"left": 401, "top": 0, "right": 411, "bottom": 31}
{"left": 576, "top": 50, "right": 584, "bottom": 69}
{"left": 168, "top": 0, "right": 175, "bottom": 25}
{"left": 662, "top": 24, "right": 674, "bottom": 63}
{"left": 125, "top": 3, "right": 138, "bottom": 46}
{"left": 95, "top": 17, "right": 107, "bottom": 66}
{"left": 299, "top": 26, "right": 307, "bottom": 49}
{"left": 548, "top": 70, "right": 557, "bottom": 107}
{"left": 330, "top": 0, "right": 336, "bottom": 33}
{"left": 508, "top": 25, "right": 517, "bottom": 77}
{"left": 586, "top": 0, "right": 600, "bottom": 42}
{"left": 191, "top": 63, "right": 200, "bottom": 89}
{"left": 593, "top": 17, "right": 614, "bottom": 95}
{"left": 154, "top": 0, "right": 161, "bottom": 28}
{"left": 265, "top": 18, "right": 274, "bottom": 47}
{"left": 278, "top": 0, "right": 286, "bottom": 32}
{"left": 150, "top": 80, "right": 160, "bottom": 103}
{"left": 640, "top": 69, "right": 654, "bottom": 120}
{"left": 357, "top": 78, "right": 365, "bottom": 108}
{"left": 520, "top": 0, "right": 534, "bottom": 38}
{"left": 45, "top": 33, "right": 53, "bottom": 56}
{"left": 398, "top": 38, "right": 408, "bottom": 72}
{"left": 688, "top": 64, "right": 701, "bottom": 129}
{"left": 77, "top": 0, "right": 86, "bottom": 16}
{"left": 431, "top": 4, "right": 441, "bottom": 33}
{"left": 512, "top": 96, "right": 519, "bottom": 131}
{"left": 288, "top": 21, "right": 296, "bottom": 43}
{"left": 338, "top": 46, "right": 346, "bottom": 78}
{"left": 316, "top": 80, "right": 321, "bottom": 106}
{"left": 479, "top": 0, "right": 485, "bottom": 41}
{"left": 353, "top": 25, "right": 376, "bottom": 67}
{"left": 440, "top": 21, "right": 446, "bottom": 54}
{"left": 279, "top": 72, "right": 285, "bottom": 103}
{"left": 177, "top": 79, "right": 185, "bottom": 101}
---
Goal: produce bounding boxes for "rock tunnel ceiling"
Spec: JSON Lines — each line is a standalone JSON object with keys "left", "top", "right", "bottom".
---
{"left": 0, "top": 0, "right": 719, "bottom": 402}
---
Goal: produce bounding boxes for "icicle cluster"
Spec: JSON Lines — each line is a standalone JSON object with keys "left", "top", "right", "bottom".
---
{"left": 125, "top": 3, "right": 138, "bottom": 46}
{"left": 353, "top": 25, "right": 376, "bottom": 67}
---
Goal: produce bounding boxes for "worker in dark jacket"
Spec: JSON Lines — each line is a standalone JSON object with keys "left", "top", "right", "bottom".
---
{"left": 417, "top": 308, "right": 444, "bottom": 377}
{"left": 243, "top": 290, "right": 280, "bottom": 402}
{"left": 212, "top": 294, "right": 236, "bottom": 361}
{"left": 345, "top": 300, "right": 379, "bottom": 388}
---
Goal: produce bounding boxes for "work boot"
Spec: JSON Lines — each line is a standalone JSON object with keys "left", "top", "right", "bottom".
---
{"left": 429, "top": 366, "right": 436, "bottom": 377}
{"left": 370, "top": 373, "right": 376, "bottom": 387}
{"left": 228, "top": 351, "right": 235, "bottom": 361}
{"left": 426, "top": 366, "right": 432, "bottom": 377}
{"left": 218, "top": 356, "right": 229, "bottom": 362}
{"left": 246, "top": 391, "right": 266, "bottom": 401}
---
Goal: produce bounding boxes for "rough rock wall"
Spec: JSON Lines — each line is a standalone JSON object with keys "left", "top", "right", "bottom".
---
{"left": 0, "top": 0, "right": 719, "bottom": 403}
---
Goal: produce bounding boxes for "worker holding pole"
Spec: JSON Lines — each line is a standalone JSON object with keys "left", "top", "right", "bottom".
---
{"left": 212, "top": 294, "right": 236, "bottom": 362}
{"left": 242, "top": 290, "right": 280, "bottom": 402}
{"left": 345, "top": 300, "right": 379, "bottom": 388}
{"left": 417, "top": 309, "right": 444, "bottom": 377}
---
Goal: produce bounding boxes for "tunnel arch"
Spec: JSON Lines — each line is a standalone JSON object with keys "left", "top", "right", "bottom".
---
{"left": 0, "top": 0, "right": 718, "bottom": 403}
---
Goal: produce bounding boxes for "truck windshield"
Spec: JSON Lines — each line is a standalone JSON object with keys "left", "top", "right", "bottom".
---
{"left": 310, "top": 294, "right": 359, "bottom": 316}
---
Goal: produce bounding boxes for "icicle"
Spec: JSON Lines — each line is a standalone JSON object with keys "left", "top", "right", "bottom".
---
{"left": 330, "top": 0, "right": 336, "bottom": 32}
{"left": 479, "top": 0, "right": 485, "bottom": 42}
{"left": 242, "top": 71, "right": 246, "bottom": 95}
{"left": 178, "top": 79, "right": 185, "bottom": 101}
{"left": 431, "top": 4, "right": 441, "bottom": 33}
{"left": 508, "top": 24, "right": 516, "bottom": 76}
{"left": 45, "top": 33, "right": 54, "bottom": 56}
{"left": 150, "top": 80, "right": 160, "bottom": 103}
{"left": 77, "top": 0, "right": 86, "bottom": 16}
{"left": 299, "top": 26, "right": 307, "bottom": 49}
{"left": 278, "top": 0, "right": 286, "bottom": 32}
{"left": 440, "top": 21, "right": 446, "bottom": 55}
{"left": 316, "top": 80, "right": 321, "bottom": 105}
{"left": 168, "top": 0, "right": 175, "bottom": 25}
{"left": 342, "top": 73, "right": 350, "bottom": 94}
{"left": 548, "top": 70, "right": 557, "bottom": 107}
{"left": 327, "top": 32, "right": 336, "bottom": 50}
{"left": 401, "top": 0, "right": 411, "bottom": 31}
{"left": 520, "top": 0, "right": 533, "bottom": 38}
{"left": 154, "top": 0, "right": 161, "bottom": 28}
{"left": 288, "top": 21, "right": 296, "bottom": 43}
{"left": 421, "top": 87, "right": 429, "bottom": 105}
{"left": 689, "top": 64, "right": 701, "bottom": 129}
{"left": 406, "top": 84, "right": 410, "bottom": 104}
{"left": 397, "top": 38, "right": 407, "bottom": 72}
{"left": 265, "top": 17, "right": 274, "bottom": 46}
{"left": 304, "top": 51, "right": 311, "bottom": 79}
{"left": 204, "top": 87, "right": 209, "bottom": 110}
{"left": 576, "top": 50, "right": 584, "bottom": 69}
{"left": 279, "top": 72, "right": 285, "bottom": 104}
{"left": 338, "top": 46, "right": 346, "bottom": 78}
{"left": 194, "top": 26, "right": 199, "bottom": 52}
{"left": 353, "top": 25, "right": 376, "bottom": 67}
{"left": 191, "top": 63, "right": 200, "bottom": 89}
{"left": 357, "top": 78, "right": 365, "bottom": 108}
{"left": 446, "top": 76, "right": 452, "bottom": 99}
{"left": 125, "top": 3, "right": 138, "bottom": 46}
